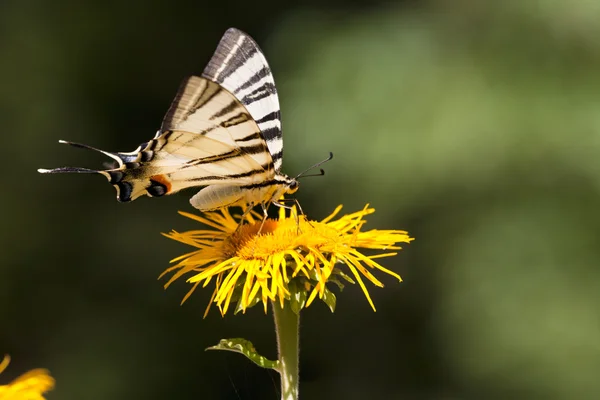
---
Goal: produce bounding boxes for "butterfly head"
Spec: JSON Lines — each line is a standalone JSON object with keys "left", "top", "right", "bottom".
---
{"left": 286, "top": 178, "right": 299, "bottom": 195}
{"left": 272, "top": 173, "right": 299, "bottom": 197}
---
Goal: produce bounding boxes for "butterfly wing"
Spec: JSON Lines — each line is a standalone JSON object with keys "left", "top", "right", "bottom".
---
{"left": 39, "top": 28, "right": 282, "bottom": 205}
{"left": 201, "top": 28, "right": 284, "bottom": 171}
{"left": 159, "top": 76, "right": 273, "bottom": 169}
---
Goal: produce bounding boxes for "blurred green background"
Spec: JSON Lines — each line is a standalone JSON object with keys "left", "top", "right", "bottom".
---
{"left": 2, "top": 0, "right": 600, "bottom": 398}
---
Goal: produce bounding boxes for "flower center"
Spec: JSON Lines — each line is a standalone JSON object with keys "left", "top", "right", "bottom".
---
{"left": 221, "top": 216, "right": 346, "bottom": 261}
{"left": 223, "top": 219, "right": 282, "bottom": 259}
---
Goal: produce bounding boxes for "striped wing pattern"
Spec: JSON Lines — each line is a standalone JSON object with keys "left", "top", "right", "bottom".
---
{"left": 38, "top": 28, "right": 289, "bottom": 209}
{"left": 113, "top": 77, "right": 276, "bottom": 202}
{"left": 201, "top": 28, "right": 284, "bottom": 171}
{"left": 158, "top": 76, "right": 274, "bottom": 177}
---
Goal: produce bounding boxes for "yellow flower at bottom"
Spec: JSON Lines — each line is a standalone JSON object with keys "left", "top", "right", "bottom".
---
{"left": 161, "top": 204, "right": 413, "bottom": 317}
{"left": 0, "top": 355, "right": 54, "bottom": 400}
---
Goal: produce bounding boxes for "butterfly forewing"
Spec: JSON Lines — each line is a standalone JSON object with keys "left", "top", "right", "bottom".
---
{"left": 201, "top": 28, "right": 283, "bottom": 171}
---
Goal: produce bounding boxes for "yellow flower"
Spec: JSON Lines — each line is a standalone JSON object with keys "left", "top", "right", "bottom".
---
{"left": 161, "top": 204, "right": 413, "bottom": 317}
{"left": 0, "top": 355, "right": 54, "bottom": 400}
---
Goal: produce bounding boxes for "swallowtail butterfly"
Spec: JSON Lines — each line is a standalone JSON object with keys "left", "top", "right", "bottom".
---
{"left": 39, "top": 28, "right": 329, "bottom": 216}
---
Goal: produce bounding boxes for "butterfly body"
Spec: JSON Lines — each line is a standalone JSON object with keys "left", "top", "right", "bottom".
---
{"left": 39, "top": 28, "right": 300, "bottom": 213}
{"left": 190, "top": 173, "right": 298, "bottom": 211}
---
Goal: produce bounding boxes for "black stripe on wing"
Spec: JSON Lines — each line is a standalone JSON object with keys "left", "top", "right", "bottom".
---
{"left": 239, "top": 82, "right": 276, "bottom": 105}
{"left": 233, "top": 67, "right": 270, "bottom": 94}
{"left": 189, "top": 166, "right": 273, "bottom": 182}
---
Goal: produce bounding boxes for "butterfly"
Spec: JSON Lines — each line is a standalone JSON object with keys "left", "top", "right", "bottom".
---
{"left": 39, "top": 28, "right": 330, "bottom": 219}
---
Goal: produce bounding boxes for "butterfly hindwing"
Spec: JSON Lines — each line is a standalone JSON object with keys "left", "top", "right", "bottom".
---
{"left": 41, "top": 81, "right": 274, "bottom": 202}
{"left": 161, "top": 77, "right": 270, "bottom": 154}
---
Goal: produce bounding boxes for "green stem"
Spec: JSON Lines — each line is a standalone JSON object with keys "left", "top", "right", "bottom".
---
{"left": 272, "top": 302, "right": 299, "bottom": 400}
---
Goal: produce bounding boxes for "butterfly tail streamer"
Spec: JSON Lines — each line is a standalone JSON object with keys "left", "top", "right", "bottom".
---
{"left": 38, "top": 166, "right": 100, "bottom": 174}
{"left": 60, "top": 140, "right": 142, "bottom": 164}
{"left": 37, "top": 140, "right": 167, "bottom": 203}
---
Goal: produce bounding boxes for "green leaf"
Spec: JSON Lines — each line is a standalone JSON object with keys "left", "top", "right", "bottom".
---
{"left": 288, "top": 280, "right": 307, "bottom": 315}
{"left": 206, "top": 338, "right": 280, "bottom": 371}
{"left": 307, "top": 267, "right": 320, "bottom": 281}
{"left": 327, "top": 277, "right": 346, "bottom": 291}
{"left": 334, "top": 270, "right": 356, "bottom": 284}
{"left": 322, "top": 287, "right": 337, "bottom": 312}
{"left": 226, "top": 281, "right": 245, "bottom": 304}
{"left": 233, "top": 291, "right": 262, "bottom": 315}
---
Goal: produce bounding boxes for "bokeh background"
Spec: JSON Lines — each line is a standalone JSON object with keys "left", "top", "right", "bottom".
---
{"left": 2, "top": 0, "right": 600, "bottom": 398}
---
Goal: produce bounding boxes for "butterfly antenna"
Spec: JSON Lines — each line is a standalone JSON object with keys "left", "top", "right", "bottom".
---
{"left": 296, "top": 169, "right": 325, "bottom": 179}
{"left": 295, "top": 152, "right": 333, "bottom": 180}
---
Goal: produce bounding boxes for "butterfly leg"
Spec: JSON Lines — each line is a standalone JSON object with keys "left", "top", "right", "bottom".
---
{"left": 272, "top": 198, "right": 310, "bottom": 233}
{"left": 256, "top": 202, "right": 269, "bottom": 235}
{"left": 233, "top": 203, "right": 255, "bottom": 234}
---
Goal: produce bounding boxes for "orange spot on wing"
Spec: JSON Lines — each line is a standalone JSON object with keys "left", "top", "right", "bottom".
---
{"left": 151, "top": 174, "right": 173, "bottom": 193}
